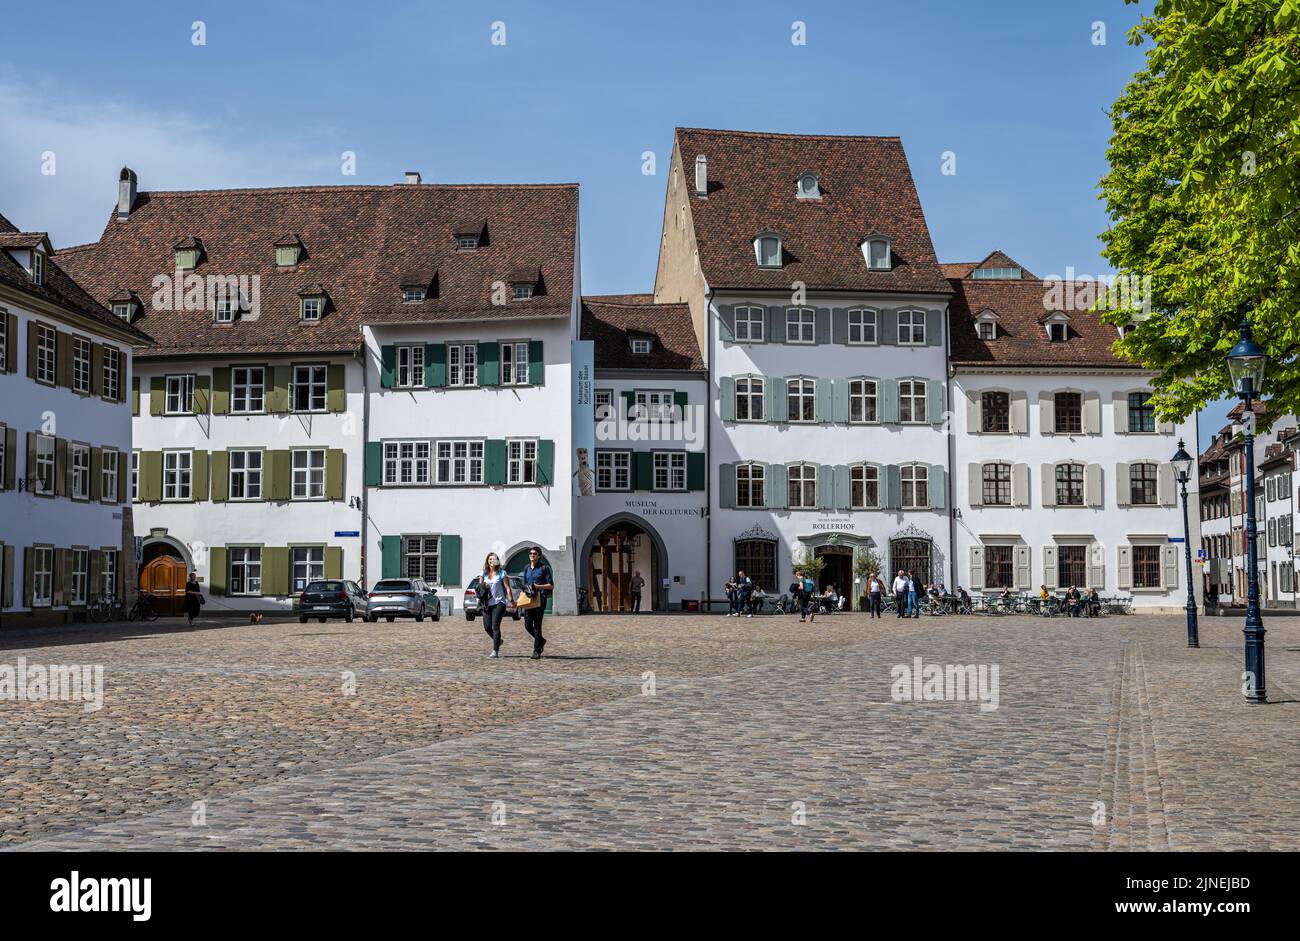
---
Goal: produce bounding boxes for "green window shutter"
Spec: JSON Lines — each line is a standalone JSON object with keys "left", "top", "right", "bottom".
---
{"left": 380, "top": 346, "right": 396, "bottom": 389}
{"left": 211, "top": 367, "right": 230, "bottom": 414}
{"left": 193, "top": 373, "right": 211, "bottom": 414}
{"left": 131, "top": 377, "right": 140, "bottom": 416}
{"left": 268, "top": 450, "right": 291, "bottom": 501}
{"left": 89, "top": 447, "right": 102, "bottom": 501}
{"left": 117, "top": 451, "right": 128, "bottom": 503}
{"left": 381, "top": 535, "right": 401, "bottom": 578}
{"left": 211, "top": 450, "right": 229, "bottom": 502}
{"left": 141, "top": 451, "right": 162, "bottom": 502}
{"left": 324, "top": 546, "right": 343, "bottom": 580}
{"left": 687, "top": 451, "right": 705, "bottom": 491}
{"left": 720, "top": 377, "right": 735, "bottom": 421}
{"left": 424, "top": 343, "right": 446, "bottom": 387}
{"left": 621, "top": 390, "right": 636, "bottom": 420}
{"left": 262, "top": 547, "right": 289, "bottom": 596}
{"left": 91, "top": 344, "right": 104, "bottom": 396}
{"left": 3, "top": 427, "right": 14, "bottom": 490}
{"left": 209, "top": 547, "right": 227, "bottom": 595}
{"left": 56, "top": 332, "right": 70, "bottom": 387}
{"left": 478, "top": 342, "right": 500, "bottom": 386}
{"left": 55, "top": 438, "right": 67, "bottom": 496}
{"left": 191, "top": 450, "right": 209, "bottom": 501}
{"left": 635, "top": 451, "right": 654, "bottom": 491}
{"left": 536, "top": 439, "right": 555, "bottom": 485}
{"left": 528, "top": 340, "right": 544, "bottom": 385}
{"left": 485, "top": 440, "right": 506, "bottom": 485}
{"left": 673, "top": 389, "right": 688, "bottom": 412}
{"left": 327, "top": 364, "right": 346, "bottom": 412}
{"left": 439, "top": 534, "right": 462, "bottom": 587}
{"left": 149, "top": 376, "right": 165, "bottom": 415}
{"left": 364, "top": 442, "right": 383, "bottom": 487}
{"left": 326, "top": 449, "right": 344, "bottom": 500}
{"left": 269, "top": 365, "right": 291, "bottom": 413}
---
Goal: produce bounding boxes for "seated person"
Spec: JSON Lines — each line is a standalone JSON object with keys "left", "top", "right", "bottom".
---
{"left": 999, "top": 585, "right": 1014, "bottom": 607}
{"left": 1065, "top": 586, "right": 1082, "bottom": 617}
{"left": 821, "top": 585, "right": 839, "bottom": 613}
{"left": 1085, "top": 587, "right": 1101, "bottom": 617}
{"left": 956, "top": 586, "right": 972, "bottom": 609}
{"left": 749, "top": 585, "right": 766, "bottom": 615}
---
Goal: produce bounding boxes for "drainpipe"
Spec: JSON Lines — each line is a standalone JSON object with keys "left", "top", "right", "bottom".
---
{"left": 360, "top": 343, "right": 370, "bottom": 590}
{"left": 945, "top": 303, "right": 957, "bottom": 589}
{"left": 704, "top": 286, "right": 714, "bottom": 613}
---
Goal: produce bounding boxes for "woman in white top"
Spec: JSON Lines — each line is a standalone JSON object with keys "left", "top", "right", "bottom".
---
{"left": 479, "top": 552, "right": 515, "bottom": 658}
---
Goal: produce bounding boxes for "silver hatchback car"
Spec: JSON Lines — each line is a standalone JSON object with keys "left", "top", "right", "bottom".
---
{"left": 366, "top": 578, "right": 441, "bottom": 622}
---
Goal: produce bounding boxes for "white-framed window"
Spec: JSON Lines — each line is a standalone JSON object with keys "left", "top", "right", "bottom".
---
{"left": 163, "top": 450, "right": 193, "bottom": 501}
{"left": 435, "top": 440, "right": 484, "bottom": 484}
{"left": 448, "top": 343, "right": 477, "bottom": 387}
{"left": 229, "top": 547, "right": 262, "bottom": 596}
{"left": 735, "top": 377, "right": 765, "bottom": 421}
{"left": 630, "top": 338, "right": 651, "bottom": 355}
{"left": 786, "top": 307, "right": 814, "bottom": 344}
{"left": 787, "top": 463, "right": 817, "bottom": 509}
{"left": 396, "top": 345, "right": 425, "bottom": 388}
{"left": 848, "top": 308, "right": 877, "bottom": 344}
{"left": 70, "top": 444, "right": 90, "bottom": 500}
{"left": 229, "top": 450, "right": 263, "bottom": 500}
{"left": 507, "top": 439, "right": 538, "bottom": 485}
{"left": 101, "top": 449, "right": 119, "bottom": 503}
{"left": 72, "top": 338, "right": 92, "bottom": 393}
{"left": 457, "top": 236, "right": 479, "bottom": 251}
{"left": 231, "top": 366, "right": 265, "bottom": 413}
{"left": 131, "top": 451, "right": 139, "bottom": 502}
{"left": 863, "top": 238, "right": 890, "bottom": 270}
{"left": 652, "top": 451, "right": 686, "bottom": 491}
{"left": 736, "top": 463, "right": 765, "bottom": 508}
{"left": 595, "top": 450, "right": 631, "bottom": 491}
{"left": 1055, "top": 462, "right": 1085, "bottom": 506}
{"left": 100, "top": 550, "right": 117, "bottom": 602}
{"left": 734, "top": 305, "right": 765, "bottom": 342}
{"left": 403, "top": 535, "right": 441, "bottom": 581}
{"left": 292, "top": 364, "right": 327, "bottom": 412}
{"left": 900, "top": 464, "right": 929, "bottom": 509}
{"left": 977, "top": 320, "right": 996, "bottom": 340}
{"left": 35, "top": 434, "right": 55, "bottom": 495}
{"left": 31, "top": 251, "right": 44, "bottom": 285}
{"left": 165, "top": 374, "right": 195, "bottom": 415}
{"left": 291, "top": 547, "right": 325, "bottom": 592}
{"left": 31, "top": 547, "right": 53, "bottom": 606}
{"left": 102, "top": 347, "right": 121, "bottom": 400}
{"left": 214, "top": 292, "right": 238, "bottom": 322}
{"left": 383, "top": 441, "right": 430, "bottom": 485}
{"left": 755, "top": 235, "right": 782, "bottom": 268}
{"left": 849, "top": 378, "right": 878, "bottom": 423}
{"left": 786, "top": 377, "right": 816, "bottom": 422}
{"left": 898, "top": 379, "right": 927, "bottom": 423}
{"left": 982, "top": 462, "right": 1012, "bottom": 506}
{"left": 300, "top": 296, "right": 323, "bottom": 321}
{"left": 70, "top": 549, "right": 88, "bottom": 606}
{"left": 35, "top": 324, "right": 56, "bottom": 384}
{"left": 851, "top": 464, "right": 880, "bottom": 509}
{"left": 634, "top": 390, "right": 675, "bottom": 422}
{"left": 971, "top": 267, "right": 1023, "bottom": 280}
{"left": 898, "top": 309, "right": 926, "bottom": 345}
{"left": 512, "top": 284, "right": 534, "bottom": 300}
{"left": 501, "top": 341, "right": 529, "bottom": 385}
{"left": 402, "top": 287, "right": 426, "bottom": 304}
{"left": 291, "top": 449, "right": 326, "bottom": 499}
{"left": 594, "top": 389, "right": 613, "bottom": 422}
{"left": 1048, "top": 322, "right": 1068, "bottom": 342}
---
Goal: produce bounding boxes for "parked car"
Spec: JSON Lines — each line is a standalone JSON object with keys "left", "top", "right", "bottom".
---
{"left": 366, "top": 578, "right": 441, "bottom": 622}
{"left": 462, "top": 574, "right": 524, "bottom": 622}
{"left": 298, "top": 580, "right": 369, "bottom": 623}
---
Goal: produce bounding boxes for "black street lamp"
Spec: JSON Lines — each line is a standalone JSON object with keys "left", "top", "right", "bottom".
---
{"left": 1227, "top": 320, "right": 1268, "bottom": 704}
{"left": 1171, "top": 440, "right": 1199, "bottom": 648}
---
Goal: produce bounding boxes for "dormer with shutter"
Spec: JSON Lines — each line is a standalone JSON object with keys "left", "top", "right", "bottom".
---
{"left": 861, "top": 231, "right": 891, "bottom": 271}
{"left": 274, "top": 233, "right": 303, "bottom": 267}
{"left": 1039, "top": 309, "right": 1071, "bottom": 343}
{"left": 753, "top": 231, "right": 782, "bottom": 269}
{"left": 173, "top": 236, "right": 203, "bottom": 271}
{"left": 297, "top": 283, "right": 328, "bottom": 322}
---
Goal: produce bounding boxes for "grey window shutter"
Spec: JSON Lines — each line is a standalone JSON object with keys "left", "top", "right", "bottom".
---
{"left": 1158, "top": 463, "right": 1175, "bottom": 506}
{"left": 818, "top": 464, "right": 834, "bottom": 510}
{"left": 815, "top": 307, "right": 831, "bottom": 345}
{"left": 1116, "top": 462, "right": 1131, "bottom": 506}
{"left": 1040, "top": 392, "right": 1056, "bottom": 435}
{"left": 969, "top": 545, "right": 985, "bottom": 590}
{"left": 967, "top": 390, "right": 981, "bottom": 432}
{"left": 718, "top": 462, "right": 735, "bottom": 508}
{"left": 767, "top": 306, "right": 786, "bottom": 344}
{"left": 834, "top": 464, "right": 850, "bottom": 510}
{"left": 1113, "top": 391, "right": 1129, "bottom": 434}
{"left": 1014, "top": 545, "right": 1032, "bottom": 590}
{"left": 1089, "top": 543, "right": 1106, "bottom": 589}
{"left": 927, "top": 380, "right": 944, "bottom": 425}
{"left": 885, "top": 463, "right": 901, "bottom": 510}
{"left": 1010, "top": 391, "right": 1028, "bottom": 434}
{"left": 926, "top": 308, "right": 942, "bottom": 346}
{"left": 766, "top": 462, "right": 787, "bottom": 509}
{"left": 1161, "top": 544, "right": 1179, "bottom": 590}
{"left": 1085, "top": 463, "right": 1103, "bottom": 508}
{"left": 1083, "top": 392, "right": 1101, "bottom": 434}
{"left": 832, "top": 307, "right": 848, "bottom": 345}
{"left": 1012, "top": 463, "right": 1030, "bottom": 507}
{"left": 717, "top": 304, "right": 735, "bottom": 343}
{"left": 720, "top": 376, "right": 736, "bottom": 421}
{"left": 1117, "top": 545, "right": 1132, "bottom": 589}
{"left": 767, "top": 378, "right": 787, "bottom": 423}
{"left": 928, "top": 464, "right": 946, "bottom": 509}
{"left": 815, "top": 379, "right": 832, "bottom": 423}
{"left": 879, "top": 309, "right": 897, "bottom": 346}
{"left": 1043, "top": 545, "right": 1058, "bottom": 589}
{"left": 881, "top": 379, "right": 899, "bottom": 424}
{"left": 1158, "top": 416, "right": 1175, "bottom": 435}
{"left": 832, "top": 379, "right": 848, "bottom": 423}
{"left": 1041, "top": 463, "right": 1056, "bottom": 507}
{"left": 968, "top": 463, "right": 984, "bottom": 507}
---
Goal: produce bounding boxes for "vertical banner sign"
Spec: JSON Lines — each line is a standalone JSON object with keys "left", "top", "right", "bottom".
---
{"left": 572, "top": 339, "right": 595, "bottom": 498}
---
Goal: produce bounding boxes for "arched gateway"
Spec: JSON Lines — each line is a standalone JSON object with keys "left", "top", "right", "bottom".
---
{"left": 580, "top": 513, "right": 667, "bottom": 612}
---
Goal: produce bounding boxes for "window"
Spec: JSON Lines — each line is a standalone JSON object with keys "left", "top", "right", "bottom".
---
{"left": 849, "top": 379, "right": 878, "bottom": 423}
{"left": 797, "top": 172, "right": 820, "bottom": 199}
{"left": 785, "top": 307, "right": 814, "bottom": 344}
{"left": 736, "top": 463, "right": 765, "bottom": 508}
{"left": 402, "top": 287, "right": 426, "bottom": 304}
{"left": 851, "top": 464, "right": 879, "bottom": 509}
{"left": 165, "top": 374, "right": 195, "bottom": 415}
{"left": 595, "top": 450, "right": 631, "bottom": 491}
{"left": 435, "top": 440, "right": 484, "bottom": 484}
{"left": 653, "top": 451, "right": 686, "bottom": 491}
{"left": 1059, "top": 546, "right": 1087, "bottom": 588}
{"left": 35, "top": 324, "right": 56, "bottom": 384}
{"left": 31, "top": 251, "right": 44, "bottom": 285}
{"left": 864, "top": 238, "right": 891, "bottom": 270}
{"left": 501, "top": 341, "right": 530, "bottom": 385}
{"left": 1055, "top": 392, "right": 1082, "bottom": 434}
{"left": 70, "top": 444, "right": 90, "bottom": 499}
{"left": 292, "top": 365, "right": 327, "bottom": 412}
{"left": 735, "top": 305, "right": 765, "bottom": 342}
{"left": 291, "top": 547, "right": 325, "bottom": 592}
{"left": 101, "top": 449, "right": 119, "bottom": 503}
{"left": 229, "top": 450, "right": 263, "bottom": 500}
{"left": 276, "top": 245, "right": 300, "bottom": 267}
{"left": 901, "top": 464, "right": 929, "bottom": 509}
{"left": 1130, "top": 462, "right": 1158, "bottom": 506}
{"left": 983, "top": 463, "right": 1011, "bottom": 506}
{"left": 71, "top": 549, "right": 88, "bottom": 605}
{"left": 977, "top": 321, "right": 996, "bottom": 340}
{"left": 594, "top": 389, "right": 613, "bottom": 422}
{"left": 0, "top": 315, "right": 6, "bottom": 370}
{"left": 396, "top": 346, "right": 425, "bottom": 389}
{"left": 1048, "top": 323, "right": 1067, "bottom": 342}
{"left": 1132, "top": 545, "right": 1161, "bottom": 588}
{"left": 981, "top": 391, "right": 1010, "bottom": 433}
{"left": 788, "top": 463, "right": 817, "bottom": 509}
{"left": 163, "top": 450, "right": 193, "bottom": 501}
{"left": 229, "top": 547, "right": 262, "bottom": 596}
{"left": 898, "top": 310, "right": 926, "bottom": 345}
{"left": 507, "top": 439, "right": 537, "bottom": 484}
{"left": 35, "top": 435, "right": 55, "bottom": 494}
{"left": 735, "top": 540, "right": 776, "bottom": 593}
{"left": 512, "top": 284, "right": 534, "bottom": 300}
{"left": 300, "top": 297, "right": 322, "bottom": 321}
{"left": 1055, "top": 462, "right": 1084, "bottom": 506}
{"left": 971, "top": 267, "right": 1023, "bottom": 280}
{"left": 448, "top": 344, "right": 477, "bottom": 387}
{"left": 457, "top": 236, "right": 479, "bottom": 251}
{"left": 403, "top": 536, "right": 440, "bottom": 581}
{"left": 848, "top": 309, "right": 877, "bottom": 344}
{"left": 72, "top": 338, "right": 91, "bottom": 394}
{"left": 898, "top": 379, "right": 927, "bottom": 423}
{"left": 1128, "top": 392, "right": 1156, "bottom": 433}
{"left": 102, "top": 348, "right": 121, "bottom": 401}
{"left": 232, "top": 366, "right": 265, "bottom": 413}
{"left": 214, "top": 293, "right": 238, "bottom": 322}
{"left": 31, "top": 547, "right": 53, "bottom": 606}
{"left": 175, "top": 247, "right": 198, "bottom": 270}
{"left": 131, "top": 451, "right": 139, "bottom": 501}
{"left": 735, "top": 377, "right": 765, "bottom": 421}
{"left": 630, "top": 338, "right": 652, "bottom": 355}
{"left": 985, "top": 546, "right": 1014, "bottom": 589}
{"left": 384, "top": 441, "right": 431, "bottom": 485}
{"left": 635, "top": 390, "right": 675, "bottom": 423}
{"left": 756, "top": 235, "right": 782, "bottom": 268}
{"left": 101, "top": 551, "right": 117, "bottom": 602}
{"left": 786, "top": 378, "right": 816, "bottom": 422}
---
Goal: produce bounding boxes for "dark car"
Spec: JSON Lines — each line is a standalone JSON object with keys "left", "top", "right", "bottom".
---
{"left": 298, "top": 580, "right": 368, "bottom": 623}
{"left": 367, "top": 578, "right": 441, "bottom": 622}
{"left": 462, "top": 574, "right": 524, "bottom": 622}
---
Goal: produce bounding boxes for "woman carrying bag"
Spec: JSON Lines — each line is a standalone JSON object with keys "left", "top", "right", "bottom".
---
{"left": 479, "top": 552, "right": 515, "bottom": 659}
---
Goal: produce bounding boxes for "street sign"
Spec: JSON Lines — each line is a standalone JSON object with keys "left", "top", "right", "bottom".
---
{"left": 1168, "top": 536, "right": 1185, "bottom": 543}
{"left": 334, "top": 531, "right": 360, "bottom": 537}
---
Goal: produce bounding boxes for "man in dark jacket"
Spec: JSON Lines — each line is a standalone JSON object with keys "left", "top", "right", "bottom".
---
{"left": 521, "top": 547, "right": 553, "bottom": 659}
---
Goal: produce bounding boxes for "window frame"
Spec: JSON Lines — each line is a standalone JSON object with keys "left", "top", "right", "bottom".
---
{"left": 102, "top": 347, "right": 121, "bottom": 401}
{"left": 1132, "top": 544, "right": 1162, "bottom": 589}
{"left": 848, "top": 378, "right": 879, "bottom": 424}
{"left": 300, "top": 296, "right": 323, "bottom": 321}
{"left": 507, "top": 438, "right": 539, "bottom": 485}
{"left": 395, "top": 345, "right": 425, "bottom": 389}
{"left": 162, "top": 449, "right": 194, "bottom": 502}
{"left": 755, "top": 235, "right": 782, "bottom": 268}
{"left": 1054, "top": 391, "right": 1083, "bottom": 435}
{"left": 735, "top": 376, "right": 766, "bottom": 422}
{"left": 786, "top": 377, "right": 816, "bottom": 423}
{"left": 228, "top": 546, "right": 263, "bottom": 596}
{"left": 594, "top": 449, "right": 632, "bottom": 492}
{"left": 900, "top": 463, "right": 930, "bottom": 510}
{"left": 1129, "top": 462, "right": 1158, "bottom": 506}
{"left": 34, "top": 434, "right": 55, "bottom": 495}
{"left": 35, "top": 323, "right": 56, "bottom": 385}
{"left": 982, "top": 462, "right": 1012, "bottom": 506}
{"left": 734, "top": 305, "right": 765, "bottom": 342}
{"left": 434, "top": 439, "right": 485, "bottom": 486}
{"left": 291, "top": 364, "right": 328, "bottom": 413}
{"left": 228, "top": 448, "right": 264, "bottom": 501}
{"left": 1128, "top": 392, "right": 1157, "bottom": 434}
{"left": 231, "top": 365, "right": 266, "bottom": 414}
{"left": 69, "top": 443, "right": 90, "bottom": 501}
{"left": 71, "top": 337, "right": 92, "bottom": 394}
{"left": 291, "top": 546, "right": 326, "bottom": 593}
{"left": 736, "top": 462, "right": 766, "bottom": 508}
{"left": 500, "top": 340, "right": 530, "bottom": 386}
{"left": 847, "top": 308, "right": 878, "bottom": 345}
{"left": 898, "top": 379, "right": 928, "bottom": 424}
{"left": 1055, "top": 461, "right": 1085, "bottom": 507}
{"left": 383, "top": 439, "right": 431, "bottom": 486}
{"left": 402, "top": 535, "right": 441, "bottom": 582}
{"left": 850, "top": 463, "right": 880, "bottom": 509}
{"left": 787, "top": 462, "right": 818, "bottom": 509}
{"left": 981, "top": 391, "right": 1010, "bottom": 434}
{"left": 897, "top": 309, "right": 926, "bottom": 345}
{"left": 165, "top": 373, "right": 196, "bottom": 416}
{"left": 652, "top": 450, "right": 687, "bottom": 492}
{"left": 785, "top": 307, "right": 815, "bottom": 344}
{"left": 31, "top": 546, "right": 53, "bottom": 607}
{"left": 447, "top": 343, "right": 478, "bottom": 388}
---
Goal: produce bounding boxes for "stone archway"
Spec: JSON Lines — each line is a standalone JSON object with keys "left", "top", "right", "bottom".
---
{"left": 795, "top": 532, "right": 879, "bottom": 610}
{"left": 579, "top": 513, "right": 668, "bottom": 613}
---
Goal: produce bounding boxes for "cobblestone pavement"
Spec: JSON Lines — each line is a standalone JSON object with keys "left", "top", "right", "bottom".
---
{"left": 3, "top": 611, "right": 1298, "bottom": 850}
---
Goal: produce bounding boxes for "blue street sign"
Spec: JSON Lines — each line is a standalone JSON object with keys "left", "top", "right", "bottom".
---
{"left": 1168, "top": 537, "right": 1185, "bottom": 543}
{"left": 334, "top": 531, "right": 360, "bottom": 538}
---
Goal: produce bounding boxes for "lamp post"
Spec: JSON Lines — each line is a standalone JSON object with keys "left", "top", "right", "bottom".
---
{"left": 1227, "top": 320, "right": 1268, "bottom": 704}
{"left": 1171, "top": 440, "right": 1199, "bottom": 647}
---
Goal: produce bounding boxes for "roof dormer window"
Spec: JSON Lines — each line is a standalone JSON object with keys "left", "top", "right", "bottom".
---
{"left": 214, "top": 292, "right": 240, "bottom": 323}
{"left": 971, "top": 266, "right": 1023, "bottom": 280}
{"left": 509, "top": 267, "right": 539, "bottom": 300}
{"left": 455, "top": 220, "right": 485, "bottom": 251}
{"left": 512, "top": 284, "right": 534, "bottom": 301}
{"left": 403, "top": 286, "right": 426, "bottom": 304}
{"left": 796, "top": 172, "right": 821, "bottom": 199}
{"left": 862, "top": 235, "right": 891, "bottom": 271}
{"left": 112, "top": 303, "right": 132, "bottom": 321}
{"left": 457, "top": 236, "right": 479, "bottom": 251}
{"left": 174, "top": 237, "right": 202, "bottom": 271}
{"left": 630, "top": 337, "right": 652, "bottom": 355}
{"left": 298, "top": 284, "right": 327, "bottom": 322}
{"left": 274, "top": 234, "right": 302, "bottom": 267}
{"left": 754, "top": 233, "right": 782, "bottom": 268}
{"left": 31, "top": 250, "right": 43, "bottom": 286}
{"left": 108, "top": 289, "right": 139, "bottom": 322}
{"left": 975, "top": 308, "right": 999, "bottom": 341}
{"left": 1049, "top": 323, "right": 1067, "bottom": 342}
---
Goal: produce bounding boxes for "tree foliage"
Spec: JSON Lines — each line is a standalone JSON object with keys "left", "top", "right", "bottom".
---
{"left": 1100, "top": 0, "right": 1300, "bottom": 424}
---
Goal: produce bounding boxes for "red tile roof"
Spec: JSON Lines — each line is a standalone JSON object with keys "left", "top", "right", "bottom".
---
{"left": 581, "top": 295, "right": 703, "bottom": 372}
{"left": 675, "top": 128, "right": 950, "bottom": 296}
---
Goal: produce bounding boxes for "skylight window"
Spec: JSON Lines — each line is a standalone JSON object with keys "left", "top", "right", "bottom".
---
{"left": 862, "top": 237, "right": 891, "bottom": 271}
{"left": 971, "top": 267, "right": 1023, "bottom": 280}
{"left": 754, "top": 234, "right": 782, "bottom": 268}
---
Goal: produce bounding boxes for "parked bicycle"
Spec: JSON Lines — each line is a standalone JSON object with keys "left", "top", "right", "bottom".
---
{"left": 128, "top": 593, "right": 160, "bottom": 622}
{"left": 87, "top": 594, "right": 127, "bottom": 622}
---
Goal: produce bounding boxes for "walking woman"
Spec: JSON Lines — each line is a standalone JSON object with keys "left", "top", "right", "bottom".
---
{"left": 181, "top": 571, "right": 204, "bottom": 626}
{"left": 479, "top": 552, "right": 515, "bottom": 658}
{"left": 868, "top": 572, "right": 884, "bottom": 619}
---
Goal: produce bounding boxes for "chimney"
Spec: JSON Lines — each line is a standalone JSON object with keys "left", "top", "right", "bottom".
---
{"left": 117, "top": 167, "right": 138, "bottom": 219}
{"left": 404, "top": 170, "right": 422, "bottom": 185}
{"left": 694, "top": 154, "right": 707, "bottom": 197}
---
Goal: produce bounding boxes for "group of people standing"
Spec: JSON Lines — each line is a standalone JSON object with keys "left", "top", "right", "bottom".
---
{"left": 478, "top": 548, "right": 553, "bottom": 659}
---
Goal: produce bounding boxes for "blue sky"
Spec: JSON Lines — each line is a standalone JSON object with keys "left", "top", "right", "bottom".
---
{"left": 0, "top": 0, "right": 1230, "bottom": 443}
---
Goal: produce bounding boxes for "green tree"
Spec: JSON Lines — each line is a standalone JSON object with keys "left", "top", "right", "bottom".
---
{"left": 1099, "top": 0, "right": 1300, "bottom": 424}
{"left": 791, "top": 548, "right": 825, "bottom": 584}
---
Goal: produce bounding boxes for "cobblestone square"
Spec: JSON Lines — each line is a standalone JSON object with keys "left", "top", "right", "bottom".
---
{"left": 2, "top": 611, "right": 1298, "bottom": 850}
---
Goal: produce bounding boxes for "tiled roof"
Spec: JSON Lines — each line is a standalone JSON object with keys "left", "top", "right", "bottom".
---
{"left": 1226, "top": 399, "right": 1269, "bottom": 421}
{"left": 675, "top": 128, "right": 950, "bottom": 295}
{"left": 58, "top": 180, "right": 578, "bottom": 356}
{"left": 581, "top": 295, "right": 704, "bottom": 372}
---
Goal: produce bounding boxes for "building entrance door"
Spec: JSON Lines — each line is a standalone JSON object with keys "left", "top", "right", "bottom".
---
{"left": 140, "top": 555, "right": 187, "bottom": 616}
{"left": 815, "top": 546, "right": 852, "bottom": 605}
{"left": 587, "top": 521, "right": 658, "bottom": 612}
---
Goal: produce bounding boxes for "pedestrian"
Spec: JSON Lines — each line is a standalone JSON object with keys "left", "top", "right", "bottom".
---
{"left": 735, "top": 569, "right": 754, "bottom": 618}
{"left": 521, "top": 547, "right": 553, "bottom": 660}
{"left": 868, "top": 572, "right": 884, "bottom": 618}
{"left": 630, "top": 570, "right": 645, "bottom": 613}
{"left": 181, "top": 571, "right": 204, "bottom": 626}
{"left": 724, "top": 574, "right": 739, "bottom": 616}
{"left": 790, "top": 569, "right": 807, "bottom": 622}
{"left": 892, "top": 569, "right": 908, "bottom": 618}
{"left": 479, "top": 552, "right": 515, "bottom": 658}
{"left": 803, "top": 571, "right": 817, "bottom": 623}
{"left": 907, "top": 571, "right": 920, "bottom": 618}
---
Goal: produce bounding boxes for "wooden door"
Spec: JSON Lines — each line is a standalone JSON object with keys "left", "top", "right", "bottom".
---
{"left": 140, "top": 556, "right": 187, "bottom": 616}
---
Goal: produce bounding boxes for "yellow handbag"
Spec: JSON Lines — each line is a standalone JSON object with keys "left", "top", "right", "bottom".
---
{"left": 515, "top": 589, "right": 542, "bottom": 610}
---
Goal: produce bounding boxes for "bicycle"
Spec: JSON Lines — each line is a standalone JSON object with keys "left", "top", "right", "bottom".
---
{"left": 128, "top": 593, "right": 160, "bottom": 622}
{"left": 87, "top": 594, "right": 127, "bottom": 622}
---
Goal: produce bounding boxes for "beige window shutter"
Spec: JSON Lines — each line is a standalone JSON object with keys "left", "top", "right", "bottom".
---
{"left": 1085, "top": 463, "right": 1103, "bottom": 508}
{"left": 1010, "top": 391, "right": 1028, "bottom": 434}
{"left": 1083, "top": 392, "right": 1101, "bottom": 434}
{"left": 1043, "top": 545, "right": 1058, "bottom": 589}
{"left": 1014, "top": 545, "right": 1032, "bottom": 590}
{"left": 1158, "top": 463, "right": 1176, "bottom": 506}
{"left": 1162, "top": 544, "right": 1179, "bottom": 590}
{"left": 1012, "top": 463, "right": 1030, "bottom": 507}
{"left": 1089, "top": 543, "right": 1106, "bottom": 589}
{"left": 966, "top": 390, "right": 981, "bottom": 432}
{"left": 1041, "top": 463, "right": 1056, "bottom": 507}
{"left": 1113, "top": 391, "right": 1129, "bottom": 434}
{"left": 967, "top": 463, "right": 984, "bottom": 507}
{"left": 969, "top": 545, "right": 984, "bottom": 590}
{"left": 1117, "top": 545, "right": 1132, "bottom": 590}
{"left": 1039, "top": 392, "right": 1055, "bottom": 435}
{"left": 1116, "top": 462, "right": 1131, "bottom": 507}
